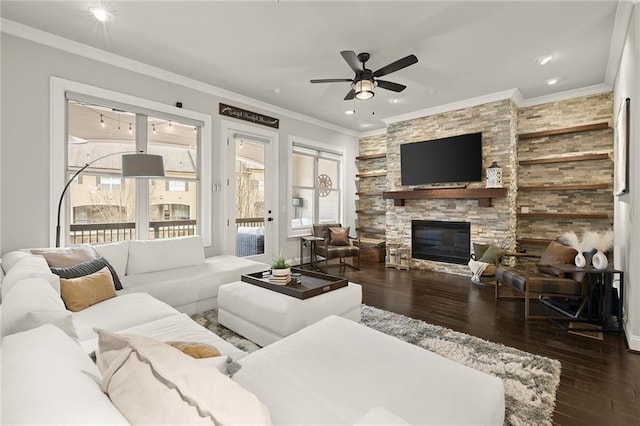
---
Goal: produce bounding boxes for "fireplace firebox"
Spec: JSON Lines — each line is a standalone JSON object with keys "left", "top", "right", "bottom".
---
{"left": 411, "top": 220, "right": 470, "bottom": 265}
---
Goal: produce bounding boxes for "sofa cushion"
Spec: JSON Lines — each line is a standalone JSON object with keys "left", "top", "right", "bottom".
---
{"left": 96, "top": 330, "right": 271, "bottom": 425}
{"left": 126, "top": 235, "right": 205, "bottom": 275}
{"left": 2, "top": 324, "right": 128, "bottom": 425}
{"left": 1, "top": 255, "right": 60, "bottom": 299}
{"left": 71, "top": 292, "right": 180, "bottom": 342}
{"left": 537, "top": 241, "right": 577, "bottom": 277}
{"left": 120, "top": 255, "right": 268, "bottom": 309}
{"left": 1, "top": 250, "right": 32, "bottom": 273}
{"left": 51, "top": 256, "right": 123, "bottom": 290}
{"left": 1, "top": 277, "right": 78, "bottom": 339}
{"left": 60, "top": 267, "right": 118, "bottom": 312}
{"left": 79, "top": 313, "right": 247, "bottom": 365}
{"left": 93, "top": 240, "right": 130, "bottom": 279}
{"left": 32, "top": 245, "right": 98, "bottom": 268}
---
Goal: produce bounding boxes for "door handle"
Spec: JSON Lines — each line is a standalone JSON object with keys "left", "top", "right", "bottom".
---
{"left": 267, "top": 217, "right": 273, "bottom": 222}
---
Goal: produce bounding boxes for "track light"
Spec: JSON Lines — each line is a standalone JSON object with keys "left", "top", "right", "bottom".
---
{"left": 152, "top": 124, "right": 156, "bottom": 134}
{"left": 128, "top": 123, "right": 133, "bottom": 134}
{"left": 100, "top": 114, "right": 105, "bottom": 128}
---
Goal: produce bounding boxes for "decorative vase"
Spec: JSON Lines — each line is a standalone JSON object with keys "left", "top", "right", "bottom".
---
{"left": 272, "top": 267, "right": 291, "bottom": 277}
{"left": 574, "top": 252, "right": 586, "bottom": 267}
{"left": 592, "top": 250, "right": 608, "bottom": 270}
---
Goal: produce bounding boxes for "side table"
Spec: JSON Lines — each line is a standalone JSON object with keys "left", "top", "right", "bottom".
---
{"left": 541, "top": 264, "right": 624, "bottom": 333}
{"left": 299, "top": 236, "right": 324, "bottom": 270}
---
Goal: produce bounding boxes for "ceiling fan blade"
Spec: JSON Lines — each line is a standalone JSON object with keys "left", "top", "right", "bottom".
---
{"left": 344, "top": 88, "right": 356, "bottom": 100}
{"left": 373, "top": 54, "right": 418, "bottom": 78}
{"left": 341, "top": 51, "right": 363, "bottom": 73}
{"left": 310, "top": 78, "right": 353, "bottom": 83}
{"left": 376, "top": 80, "right": 407, "bottom": 92}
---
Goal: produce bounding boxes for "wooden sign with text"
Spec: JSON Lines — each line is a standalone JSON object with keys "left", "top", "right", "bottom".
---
{"left": 219, "top": 103, "right": 279, "bottom": 129}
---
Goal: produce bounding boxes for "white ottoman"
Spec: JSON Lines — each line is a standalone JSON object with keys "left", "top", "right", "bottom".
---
{"left": 218, "top": 281, "right": 362, "bottom": 346}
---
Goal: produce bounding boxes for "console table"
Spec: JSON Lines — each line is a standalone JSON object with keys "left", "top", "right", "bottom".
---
{"left": 540, "top": 264, "right": 624, "bottom": 333}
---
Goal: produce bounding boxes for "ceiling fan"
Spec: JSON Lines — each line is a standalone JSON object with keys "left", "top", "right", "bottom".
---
{"left": 310, "top": 50, "right": 418, "bottom": 100}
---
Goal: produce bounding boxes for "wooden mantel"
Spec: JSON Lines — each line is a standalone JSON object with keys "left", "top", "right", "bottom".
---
{"left": 382, "top": 187, "right": 507, "bottom": 207}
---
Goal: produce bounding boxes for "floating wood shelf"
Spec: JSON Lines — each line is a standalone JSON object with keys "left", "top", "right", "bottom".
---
{"left": 356, "top": 227, "right": 386, "bottom": 235}
{"left": 519, "top": 122, "right": 610, "bottom": 140}
{"left": 356, "top": 153, "right": 386, "bottom": 161}
{"left": 518, "top": 238, "right": 552, "bottom": 246}
{"left": 518, "top": 212, "right": 610, "bottom": 219}
{"left": 355, "top": 209, "right": 386, "bottom": 215}
{"left": 519, "top": 153, "right": 610, "bottom": 166}
{"left": 518, "top": 183, "right": 610, "bottom": 191}
{"left": 356, "top": 172, "right": 387, "bottom": 178}
{"left": 383, "top": 188, "right": 507, "bottom": 207}
{"left": 356, "top": 191, "right": 384, "bottom": 197}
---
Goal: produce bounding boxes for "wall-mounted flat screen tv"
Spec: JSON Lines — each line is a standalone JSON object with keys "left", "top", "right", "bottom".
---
{"left": 400, "top": 132, "right": 482, "bottom": 186}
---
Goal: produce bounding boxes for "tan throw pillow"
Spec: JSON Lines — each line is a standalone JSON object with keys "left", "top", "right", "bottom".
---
{"left": 59, "top": 267, "right": 117, "bottom": 312}
{"left": 96, "top": 330, "right": 271, "bottom": 425}
{"left": 537, "top": 241, "right": 578, "bottom": 277}
{"left": 329, "top": 227, "right": 350, "bottom": 246}
{"left": 32, "top": 245, "right": 97, "bottom": 268}
{"left": 478, "top": 244, "right": 503, "bottom": 264}
{"left": 168, "top": 341, "right": 221, "bottom": 359}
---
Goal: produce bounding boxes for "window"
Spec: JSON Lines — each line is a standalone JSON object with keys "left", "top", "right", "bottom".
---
{"left": 65, "top": 97, "right": 201, "bottom": 244}
{"left": 290, "top": 142, "right": 343, "bottom": 235}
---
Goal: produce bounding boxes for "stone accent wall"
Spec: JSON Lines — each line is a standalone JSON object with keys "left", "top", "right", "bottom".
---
{"left": 356, "top": 134, "right": 387, "bottom": 240}
{"left": 517, "top": 93, "right": 614, "bottom": 252}
{"left": 385, "top": 99, "right": 518, "bottom": 275}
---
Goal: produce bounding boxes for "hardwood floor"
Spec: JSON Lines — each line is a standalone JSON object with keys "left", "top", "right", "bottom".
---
{"left": 334, "top": 261, "right": 640, "bottom": 425}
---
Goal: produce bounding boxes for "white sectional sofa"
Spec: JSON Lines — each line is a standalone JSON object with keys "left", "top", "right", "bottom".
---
{"left": 0, "top": 237, "right": 506, "bottom": 425}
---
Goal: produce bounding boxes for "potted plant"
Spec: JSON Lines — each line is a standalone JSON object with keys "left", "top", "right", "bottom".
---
{"left": 271, "top": 254, "right": 291, "bottom": 278}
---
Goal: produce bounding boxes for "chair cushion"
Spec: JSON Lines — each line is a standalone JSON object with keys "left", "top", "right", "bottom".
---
{"left": 496, "top": 265, "right": 583, "bottom": 296}
{"left": 316, "top": 245, "right": 359, "bottom": 259}
{"left": 312, "top": 223, "right": 341, "bottom": 240}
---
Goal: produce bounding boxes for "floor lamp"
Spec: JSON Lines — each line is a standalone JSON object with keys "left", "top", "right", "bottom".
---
{"left": 56, "top": 150, "right": 165, "bottom": 247}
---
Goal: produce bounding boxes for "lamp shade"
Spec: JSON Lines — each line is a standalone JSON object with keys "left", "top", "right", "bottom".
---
{"left": 122, "top": 153, "right": 165, "bottom": 177}
{"left": 355, "top": 80, "right": 375, "bottom": 100}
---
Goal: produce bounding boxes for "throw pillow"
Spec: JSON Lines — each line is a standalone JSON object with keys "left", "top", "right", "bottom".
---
{"left": 32, "top": 245, "right": 97, "bottom": 268}
{"left": 329, "top": 227, "right": 350, "bottom": 246}
{"left": 478, "top": 244, "right": 503, "bottom": 264}
{"left": 473, "top": 243, "right": 490, "bottom": 260}
{"left": 537, "top": 241, "right": 578, "bottom": 277}
{"left": 59, "top": 267, "right": 117, "bottom": 312}
{"left": 50, "top": 256, "right": 123, "bottom": 291}
{"left": 168, "top": 341, "right": 221, "bottom": 359}
{"left": 96, "top": 330, "right": 271, "bottom": 425}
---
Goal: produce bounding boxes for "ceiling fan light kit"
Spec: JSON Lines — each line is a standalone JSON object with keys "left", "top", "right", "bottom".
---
{"left": 311, "top": 50, "right": 418, "bottom": 101}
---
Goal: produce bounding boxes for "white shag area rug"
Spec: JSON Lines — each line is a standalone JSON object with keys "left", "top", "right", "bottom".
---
{"left": 192, "top": 305, "right": 561, "bottom": 426}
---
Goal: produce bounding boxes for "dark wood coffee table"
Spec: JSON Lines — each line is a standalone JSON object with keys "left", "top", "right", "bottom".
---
{"left": 241, "top": 267, "right": 347, "bottom": 300}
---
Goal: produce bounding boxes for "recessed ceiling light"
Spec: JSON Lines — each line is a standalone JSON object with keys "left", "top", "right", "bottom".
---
{"left": 387, "top": 98, "right": 400, "bottom": 104}
{"left": 345, "top": 110, "right": 355, "bottom": 115}
{"left": 89, "top": 6, "right": 114, "bottom": 22}
{"left": 536, "top": 54, "right": 554, "bottom": 66}
{"left": 546, "top": 77, "right": 560, "bottom": 85}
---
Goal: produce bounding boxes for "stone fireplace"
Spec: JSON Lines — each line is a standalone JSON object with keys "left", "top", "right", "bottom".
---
{"left": 412, "top": 220, "right": 470, "bottom": 265}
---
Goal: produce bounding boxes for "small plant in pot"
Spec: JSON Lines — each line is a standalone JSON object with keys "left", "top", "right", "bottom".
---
{"left": 271, "top": 255, "right": 291, "bottom": 278}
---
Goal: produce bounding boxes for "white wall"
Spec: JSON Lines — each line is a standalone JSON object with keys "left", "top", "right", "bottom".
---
{"left": 613, "top": 4, "right": 639, "bottom": 351}
{"left": 0, "top": 33, "right": 358, "bottom": 258}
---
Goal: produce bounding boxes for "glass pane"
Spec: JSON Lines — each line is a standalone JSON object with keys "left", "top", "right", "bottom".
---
{"left": 68, "top": 174, "right": 136, "bottom": 244}
{"left": 318, "top": 158, "right": 338, "bottom": 187}
{"left": 292, "top": 188, "right": 314, "bottom": 229}
{"left": 149, "top": 180, "right": 197, "bottom": 240}
{"left": 148, "top": 116, "right": 198, "bottom": 180}
{"left": 67, "top": 100, "right": 137, "bottom": 244}
{"left": 235, "top": 138, "right": 265, "bottom": 257}
{"left": 292, "top": 153, "right": 314, "bottom": 187}
{"left": 318, "top": 190, "right": 339, "bottom": 224}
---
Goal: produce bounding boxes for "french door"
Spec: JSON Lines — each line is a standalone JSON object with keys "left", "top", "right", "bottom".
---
{"left": 223, "top": 121, "right": 278, "bottom": 263}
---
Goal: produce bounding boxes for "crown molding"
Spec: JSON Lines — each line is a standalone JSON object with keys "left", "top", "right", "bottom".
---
{"left": 604, "top": 0, "right": 635, "bottom": 85}
{"left": 358, "top": 128, "right": 387, "bottom": 139}
{"left": 382, "top": 89, "right": 522, "bottom": 126}
{"left": 518, "top": 83, "right": 612, "bottom": 108}
{"left": 0, "top": 18, "right": 358, "bottom": 138}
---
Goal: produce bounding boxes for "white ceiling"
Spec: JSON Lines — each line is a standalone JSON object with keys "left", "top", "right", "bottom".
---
{"left": 1, "top": 1, "right": 630, "bottom": 134}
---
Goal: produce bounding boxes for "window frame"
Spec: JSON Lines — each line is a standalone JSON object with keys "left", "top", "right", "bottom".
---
{"left": 50, "top": 77, "right": 212, "bottom": 247}
{"left": 287, "top": 136, "right": 346, "bottom": 238}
